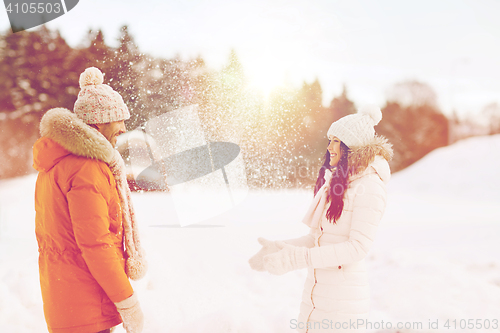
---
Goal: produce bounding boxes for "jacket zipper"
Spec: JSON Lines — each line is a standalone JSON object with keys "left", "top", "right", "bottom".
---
{"left": 305, "top": 225, "right": 324, "bottom": 332}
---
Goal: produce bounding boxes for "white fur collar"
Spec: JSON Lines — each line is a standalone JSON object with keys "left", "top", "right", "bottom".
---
{"left": 39, "top": 108, "right": 115, "bottom": 163}
{"left": 349, "top": 155, "right": 391, "bottom": 184}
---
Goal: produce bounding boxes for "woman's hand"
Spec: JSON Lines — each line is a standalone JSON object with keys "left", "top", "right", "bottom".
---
{"left": 263, "top": 242, "right": 310, "bottom": 275}
{"left": 249, "top": 237, "right": 281, "bottom": 271}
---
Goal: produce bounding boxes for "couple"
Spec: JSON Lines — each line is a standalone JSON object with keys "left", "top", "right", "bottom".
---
{"left": 34, "top": 66, "right": 392, "bottom": 333}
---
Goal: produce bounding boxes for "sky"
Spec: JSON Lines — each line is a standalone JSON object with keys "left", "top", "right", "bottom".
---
{"left": 1, "top": 0, "right": 500, "bottom": 116}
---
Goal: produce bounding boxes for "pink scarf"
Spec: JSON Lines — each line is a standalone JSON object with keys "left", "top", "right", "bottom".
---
{"left": 108, "top": 150, "right": 148, "bottom": 281}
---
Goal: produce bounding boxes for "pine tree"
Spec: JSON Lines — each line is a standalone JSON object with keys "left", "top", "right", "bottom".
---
{"left": 329, "top": 84, "right": 356, "bottom": 122}
{"left": 0, "top": 26, "right": 73, "bottom": 114}
{"left": 377, "top": 81, "right": 449, "bottom": 172}
{"left": 107, "top": 25, "right": 144, "bottom": 129}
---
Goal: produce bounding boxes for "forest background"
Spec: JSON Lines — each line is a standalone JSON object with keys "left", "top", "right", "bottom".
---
{"left": 1, "top": 25, "right": 499, "bottom": 189}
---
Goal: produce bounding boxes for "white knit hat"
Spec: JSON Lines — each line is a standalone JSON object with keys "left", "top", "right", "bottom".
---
{"left": 327, "top": 105, "right": 382, "bottom": 147}
{"left": 74, "top": 67, "right": 130, "bottom": 124}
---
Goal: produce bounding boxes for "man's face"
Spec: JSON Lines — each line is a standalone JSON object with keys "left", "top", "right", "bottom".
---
{"left": 95, "top": 121, "right": 126, "bottom": 147}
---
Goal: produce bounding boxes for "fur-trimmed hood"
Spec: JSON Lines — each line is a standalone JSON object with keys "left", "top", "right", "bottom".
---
{"left": 348, "top": 135, "right": 393, "bottom": 184}
{"left": 37, "top": 107, "right": 115, "bottom": 166}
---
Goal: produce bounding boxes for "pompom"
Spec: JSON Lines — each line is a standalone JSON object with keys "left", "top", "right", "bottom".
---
{"left": 358, "top": 105, "right": 382, "bottom": 125}
{"left": 79, "top": 67, "right": 104, "bottom": 88}
{"left": 126, "top": 255, "right": 148, "bottom": 281}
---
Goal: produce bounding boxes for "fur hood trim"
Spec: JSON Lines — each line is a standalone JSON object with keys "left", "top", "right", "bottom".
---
{"left": 40, "top": 108, "right": 115, "bottom": 163}
{"left": 348, "top": 135, "right": 393, "bottom": 177}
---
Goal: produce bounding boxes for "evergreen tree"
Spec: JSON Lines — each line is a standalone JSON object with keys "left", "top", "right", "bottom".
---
{"left": 107, "top": 25, "right": 144, "bottom": 129}
{"left": 0, "top": 26, "right": 74, "bottom": 178}
{"left": 0, "top": 26, "right": 73, "bottom": 114}
{"left": 329, "top": 84, "right": 356, "bottom": 121}
{"left": 377, "top": 92, "right": 449, "bottom": 172}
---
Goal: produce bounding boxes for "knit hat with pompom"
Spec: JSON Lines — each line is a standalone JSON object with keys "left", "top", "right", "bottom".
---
{"left": 327, "top": 105, "right": 383, "bottom": 148}
{"left": 74, "top": 67, "right": 130, "bottom": 124}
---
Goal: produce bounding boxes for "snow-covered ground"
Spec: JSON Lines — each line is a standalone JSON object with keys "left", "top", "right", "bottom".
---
{"left": 1, "top": 135, "right": 500, "bottom": 333}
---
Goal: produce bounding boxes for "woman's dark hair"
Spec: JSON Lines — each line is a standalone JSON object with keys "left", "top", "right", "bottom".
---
{"left": 313, "top": 141, "right": 350, "bottom": 223}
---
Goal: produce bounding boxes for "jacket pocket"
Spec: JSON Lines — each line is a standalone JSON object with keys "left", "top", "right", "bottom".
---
{"left": 101, "top": 292, "right": 119, "bottom": 318}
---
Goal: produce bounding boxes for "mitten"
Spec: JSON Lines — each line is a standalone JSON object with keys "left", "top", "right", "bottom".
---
{"left": 114, "top": 293, "right": 144, "bottom": 333}
{"left": 263, "top": 241, "right": 310, "bottom": 275}
{"left": 249, "top": 237, "right": 281, "bottom": 271}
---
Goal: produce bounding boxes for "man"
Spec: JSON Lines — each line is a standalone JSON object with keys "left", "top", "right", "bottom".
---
{"left": 33, "top": 67, "right": 146, "bottom": 333}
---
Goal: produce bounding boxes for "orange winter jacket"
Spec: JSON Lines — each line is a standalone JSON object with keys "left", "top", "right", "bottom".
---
{"left": 33, "top": 130, "right": 133, "bottom": 332}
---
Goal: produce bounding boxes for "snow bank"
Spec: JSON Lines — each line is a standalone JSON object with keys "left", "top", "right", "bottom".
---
{"left": 389, "top": 134, "right": 500, "bottom": 200}
{"left": 385, "top": 134, "right": 500, "bottom": 226}
{"left": 1, "top": 135, "right": 499, "bottom": 332}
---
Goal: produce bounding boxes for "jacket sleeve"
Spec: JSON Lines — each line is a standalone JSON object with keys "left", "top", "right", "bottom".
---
{"left": 284, "top": 229, "right": 316, "bottom": 248}
{"left": 67, "top": 160, "right": 134, "bottom": 303}
{"left": 309, "top": 176, "right": 387, "bottom": 268}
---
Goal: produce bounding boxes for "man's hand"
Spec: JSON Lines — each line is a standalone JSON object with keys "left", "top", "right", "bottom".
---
{"left": 115, "top": 293, "right": 144, "bottom": 333}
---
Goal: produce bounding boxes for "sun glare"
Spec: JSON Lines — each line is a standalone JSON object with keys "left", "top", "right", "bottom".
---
{"left": 245, "top": 60, "right": 287, "bottom": 98}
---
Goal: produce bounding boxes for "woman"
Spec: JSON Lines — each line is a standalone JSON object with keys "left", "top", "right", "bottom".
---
{"left": 249, "top": 106, "right": 393, "bottom": 332}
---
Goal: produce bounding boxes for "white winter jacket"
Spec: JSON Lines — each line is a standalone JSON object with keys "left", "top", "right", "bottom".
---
{"left": 293, "top": 136, "right": 392, "bottom": 333}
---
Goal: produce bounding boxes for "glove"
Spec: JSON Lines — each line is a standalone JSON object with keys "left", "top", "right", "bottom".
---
{"left": 263, "top": 241, "right": 310, "bottom": 275}
{"left": 249, "top": 237, "right": 281, "bottom": 271}
{"left": 114, "top": 293, "right": 144, "bottom": 333}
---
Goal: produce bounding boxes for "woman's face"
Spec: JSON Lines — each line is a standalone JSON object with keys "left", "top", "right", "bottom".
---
{"left": 328, "top": 136, "right": 342, "bottom": 167}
